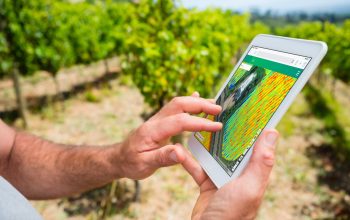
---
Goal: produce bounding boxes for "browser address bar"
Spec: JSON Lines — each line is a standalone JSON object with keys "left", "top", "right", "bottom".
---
{"left": 255, "top": 51, "right": 295, "bottom": 65}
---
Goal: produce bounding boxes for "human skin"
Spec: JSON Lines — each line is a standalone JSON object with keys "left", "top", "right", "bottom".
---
{"left": 0, "top": 94, "right": 222, "bottom": 199}
{"left": 182, "top": 126, "right": 279, "bottom": 220}
{"left": 0, "top": 93, "right": 278, "bottom": 220}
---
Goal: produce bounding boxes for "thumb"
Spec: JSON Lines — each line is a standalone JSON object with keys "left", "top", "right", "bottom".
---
{"left": 147, "top": 144, "right": 187, "bottom": 168}
{"left": 240, "top": 129, "right": 279, "bottom": 186}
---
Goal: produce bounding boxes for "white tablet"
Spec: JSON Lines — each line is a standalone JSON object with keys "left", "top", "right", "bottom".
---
{"left": 188, "top": 34, "right": 327, "bottom": 188}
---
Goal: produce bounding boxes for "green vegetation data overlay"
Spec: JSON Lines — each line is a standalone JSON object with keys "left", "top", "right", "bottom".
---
{"left": 197, "top": 63, "right": 297, "bottom": 174}
{"left": 222, "top": 70, "right": 296, "bottom": 161}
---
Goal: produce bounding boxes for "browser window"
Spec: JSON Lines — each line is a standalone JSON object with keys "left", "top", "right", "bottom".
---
{"left": 195, "top": 46, "right": 311, "bottom": 175}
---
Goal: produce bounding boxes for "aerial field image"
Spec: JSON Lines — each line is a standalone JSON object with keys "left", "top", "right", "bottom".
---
{"left": 195, "top": 59, "right": 297, "bottom": 175}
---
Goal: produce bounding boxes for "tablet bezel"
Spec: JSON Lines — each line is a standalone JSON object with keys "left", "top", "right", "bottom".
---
{"left": 188, "top": 34, "right": 328, "bottom": 188}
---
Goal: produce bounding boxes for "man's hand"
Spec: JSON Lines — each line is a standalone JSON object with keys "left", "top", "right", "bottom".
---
{"left": 0, "top": 93, "right": 222, "bottom": 199}
{"left": 118, "top": 92, "right": 222, "bottom": 179}
{"left": 182, "top": 129, "right": 279, "bottom": 220}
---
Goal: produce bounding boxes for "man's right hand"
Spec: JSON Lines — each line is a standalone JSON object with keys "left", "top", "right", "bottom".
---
{"left": 182, "top": 129, "right": 279, "bottom": 220}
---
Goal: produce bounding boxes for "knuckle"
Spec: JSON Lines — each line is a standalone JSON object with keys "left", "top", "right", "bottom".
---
{"left": 247, "top": 189, "right": 264, "bottom": 206}
{"left": 157, "top": 151, "right": 167, "bottom": 166}
{"left": 263, "top": 149, "right": 275, "bottom": 167}
{"left": 137, "top": 122, "right": 156, "bottom": 144}
{"left": 139, "top": 122, "right": 151, "bottom": 135}
{"left": 200, "top": 119, "right": 208, "bottom": 130}
{"left": 171, "top": 97, "right": 183, "bottom": 108}
{"left": 177, "top": 113, "right": 189, "bottom": 124}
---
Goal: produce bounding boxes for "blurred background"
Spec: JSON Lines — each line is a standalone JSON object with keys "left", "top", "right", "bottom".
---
{"left": 0, "top": 0, "right": 350, "bottom": 219}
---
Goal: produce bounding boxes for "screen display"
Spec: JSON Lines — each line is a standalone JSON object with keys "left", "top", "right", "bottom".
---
{"left": 195, "top": 46, "right": 311, "bottom": 176}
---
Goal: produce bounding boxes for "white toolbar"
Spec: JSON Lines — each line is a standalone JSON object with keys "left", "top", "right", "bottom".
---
{"left": 248, "top": 47, "right": 311, "bottom": 69}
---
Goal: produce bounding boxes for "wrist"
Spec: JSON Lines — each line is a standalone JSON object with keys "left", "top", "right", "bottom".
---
{"left": 107, "top": 141, "right": 128, "bottom": 179}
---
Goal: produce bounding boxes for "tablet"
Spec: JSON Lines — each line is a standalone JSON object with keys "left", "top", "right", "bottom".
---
{"left": 188, "top": 34, "right": 327, "bottom": 188}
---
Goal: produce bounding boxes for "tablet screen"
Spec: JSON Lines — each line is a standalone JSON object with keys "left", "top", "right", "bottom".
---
{"left": 195, "top": 46, "right": 311, "bottom": 176}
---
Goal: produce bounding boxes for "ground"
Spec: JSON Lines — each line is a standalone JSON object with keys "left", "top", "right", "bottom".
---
{"left": 1, "top": 62, "right": 350, "bottom": 220}
{"left": 25, "top": 77, "right": 198, "bottom": 220}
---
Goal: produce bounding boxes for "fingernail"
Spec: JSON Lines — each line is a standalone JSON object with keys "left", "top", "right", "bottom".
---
{"left": 214, "top": 122, "right": 223, "bottom": 128}
{"left": 192, "top": 91, "right": 200, "bottom": 97}
{"left": 170, "top": 151, "right": 178, "bottom": 162}
{"left": 265, "top": 132, "right": 278, "bottom": 145}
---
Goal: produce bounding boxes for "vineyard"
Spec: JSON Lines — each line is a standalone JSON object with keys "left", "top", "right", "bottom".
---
{"left": 1, "top": 0, "right": 350, "bottom": 219}
{"left": 1, "top": 0, "right": 349, "bottom": 115}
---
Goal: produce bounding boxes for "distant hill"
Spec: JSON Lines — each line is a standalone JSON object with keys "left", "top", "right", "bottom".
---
{"left": 182, "top": 0, "right": 350, "bottom": 15}
{"left": 321, "top": 3, "right": 350, "bottom": 14}
{"left": 291, "top": 3, "right": 350, "bottom": 14}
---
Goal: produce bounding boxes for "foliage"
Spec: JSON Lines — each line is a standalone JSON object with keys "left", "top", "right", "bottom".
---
{"left": 53, "top": 2, "right": 111, "bottom": 65}
{"left": 28, "top": 2, "right": 75, "bottom": 77}
{"left": 326, "top": 20, "right": 350, "bottom": 83}
{"left": 121, "top": 0, "right": 268, "bottom": 109}
{"left": 0, "top": 0, "right": 46, "bottom": 76}
{"left": 0, "top": 0, "right": 349, "bottom": 110}
{"left": 0, "top": 0, "right": 127, "bottom": 78}
{"left": 105, "top": 1, "right": 134, "bottom": 56}
{"left": 0, "top": 32, "right": 11, "bottom": 78}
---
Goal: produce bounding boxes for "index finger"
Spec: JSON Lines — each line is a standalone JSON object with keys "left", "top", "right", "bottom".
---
{"left": 149, "top": 113, "right": 222, "bottom": 142}
{"left": 156, "top": 96, "right": 222, "bottom": 118}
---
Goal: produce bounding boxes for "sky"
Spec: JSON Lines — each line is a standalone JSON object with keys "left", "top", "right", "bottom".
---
{"left": 181, "top": 0, "right": 350, "bottom": 14}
